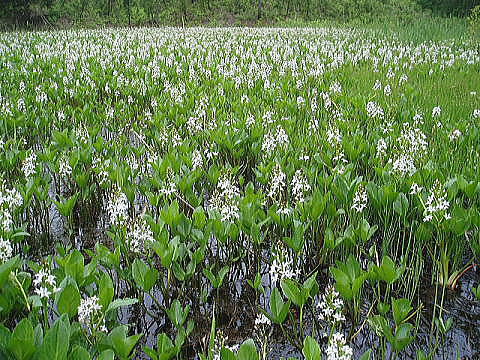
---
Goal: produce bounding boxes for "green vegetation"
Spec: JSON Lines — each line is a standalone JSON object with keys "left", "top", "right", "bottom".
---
{"left": 0, "top": 23, "right": 479, "bottom": 359}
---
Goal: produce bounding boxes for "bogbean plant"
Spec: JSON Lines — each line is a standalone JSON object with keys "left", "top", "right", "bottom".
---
{"left": 0, "top": 26, "right": 479, "bottom": 359}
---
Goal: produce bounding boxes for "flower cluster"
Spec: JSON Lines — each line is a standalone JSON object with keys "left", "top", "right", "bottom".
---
{"left": 58, "top": 154, "right": 72, "bottom": 178}
{"left": 261, "top": 125, "right": 289, "bottom": 157}
{"left": 78, "top": 295, "right": 106, "bottom": 332}
{"left": 0, "top": 184, "right": 23, "bottom": 233}
{"left": 448, "top": 129, "right": 462, "bottom": 141}
{"left": 0, "top": 237, "right": 13, "bottom": 263}
{"left": 269, "top": 250, "right": 299, "bottom": 286}
{"left": 423, "top": 180, "right": 450, "bottom": 222}
{"left": 22, "top": 152, "right": 37, "bottom": 178}
{"left": 391, "top": 122, "right": 428, "bottom": 177}
{"left": 126, "top": 217, "right": 154, "bottom": 254}
{"left": 191, "top": 149, "right": 203, "bottom": 170}
{"left": 317, "top": 285, "right": 345, "bottom": 326}
{"left": 351, "top": 184, "right": 368, "bottom": 213}
{"left": 254, "top": 313, "right": 271, "bottom": 330}
{"left": 376, "top": 138, "right": 387, "bottom": 158}
{"left": 291, "top": 169, "right": 311, "bottom": 204}
{"left": 159, "top": 168, "right": 176, "bottom": 196}
{"left": 326, "top": 333, "right": 353, "bottom": 360}
{"left": 209, "top": 175, "right": 240, "bottom": 222}
{"left": 268, "top": 164, "right": 286, "bottom": 200}
{"left": 106, "top": 187, "right": 129, "bottom": 226}
{"left": 366, "top": 101, "right": 384, "bottom": 119}
{"left": 33, "top": 268, "right": 60, "bottom": 300}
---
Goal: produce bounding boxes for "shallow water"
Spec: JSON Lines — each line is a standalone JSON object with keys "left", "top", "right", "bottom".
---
{"left": 44, "top": 205, "right": 480, "bottom": 359}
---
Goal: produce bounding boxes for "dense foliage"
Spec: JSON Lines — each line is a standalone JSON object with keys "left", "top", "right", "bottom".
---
{"left": 0, "top": 26, "right": 479, "bottom": 359}
{"left": 0, "top": 0, "right": 478, "bottom": 28}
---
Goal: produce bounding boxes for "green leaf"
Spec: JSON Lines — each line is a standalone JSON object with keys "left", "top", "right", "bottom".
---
{"left": 8, "top": 318, "right": 35, "bottom": 360}
{"left": 97, "top": 349, "right": 115, "bottom": 360}
{"left": 302, "top": 336, "right": 320, "bottom": 360}
{"left": 70, "top": 345, "right": 91, "bottom": 360}
{"left": 359, "top": 349, "right": 372, "bottom": 360}
{"left": 392, "top": 298, "right": 412, "bottom": 326}
{"left": 106, "top": 298, "right": 138, "bottom": 314}
{"left": 63, "top": 250, "right": 84, "bottom": 285}
{"left": 109, "top": 325, "right": 142, "bottom": 359}
{"left": 270, "top": 287, "right": 289, "bottom": 324}
{"left": 0, "top": 256, "right": 20, "bottom": 287}
{"left": 372, "top": 256, "right": 404, "bottom": 285}
{"left": 38, "top": 317, "right": 70, "bottom": 360}
{"left": 156, "top": 333, "right": 177, "bottom": 360}
{"left": 330, "top": 267, "right": 353, "bottom": 300}
{"left": 166, "top": 300, "right": 189, "bottom": 328}
{"left": 98, "top": 272, "right": 114, "bottom": 310}
{"left": 237, "top": 339, "right": 258, "bottom": 360}
{"left": 393, "top": 193, "right": 409, "bottom": 217}
{"left": 132, "top": 259, "right": 158, "bottom": 292}
{"left": 392, "top": 323, "right": 413, "bottom": 351}
{"left": 220, "top": 348, "right": 236, "bottom": 360}
{"left": 55, "top": 277, "right": 80, "bottom": 318}
{"left": 280, "top": 279, "right": 303, "bottom": 307}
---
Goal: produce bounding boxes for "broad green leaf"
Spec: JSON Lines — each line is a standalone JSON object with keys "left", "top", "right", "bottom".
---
{"left": 302, "top": 336, "right": 320, "bottom": 360}
{"left": 392, "top": 298, "right": 412, "bottom": 326}
{"left": 237, "top": 339, "right": 258, "bottom": 360}
{"left": 0, "top": 256, "right": 20, "bottom": 287}
{"left": 280, "top": 279, "right": 303, "bottom": 307}
{"left": 55, "top": 277, "right": 80, "bottom": 318}
{"left": 8, "top": 318, "right": 35, "bottom": 360}
{"left": 106, "top": 298, "right": 138, "bottom": 313}
{"left": 98, "top": 272, "right": 114, "bottom": 310}
{"left": 70, "top": 345, "right": 91, "bottom": 360}
{"left": 97, "top": 349, "right": 115, "bottom": 360}
{"left": 38, "top": 317, "right": 70, "bottom": 360}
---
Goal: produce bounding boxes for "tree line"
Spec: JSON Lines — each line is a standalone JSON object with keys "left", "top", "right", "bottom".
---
{"left": 1, "top": 0, "right": 479, "bottom": 28}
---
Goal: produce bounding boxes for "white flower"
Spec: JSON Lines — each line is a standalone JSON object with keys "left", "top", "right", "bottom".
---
{"left": 126, "top": 218, "right": 154, "bottom": 254}
{"left": 78, "top": 295, "right": 102, "bottom": 325}
{"left": 0, "top": 209, "right": 13, "bottom": 232}
{"left": 261, "top": 125, "right": 289, "bottom": 157}
{"left": 376, "top": 138, "right": 387, "bottom": 158}
{"left": 423, "top": 180, "right": 450, "bottom": 223}
{"left": 22, "top": 152, "right": 37, "bottom": 178}
{"left": 297, "top": 96, "right": 305, "bottom": 107}
{"left": 58, "top": 155, "right": 72, "bottom": 178}
{"left": 472, "top": 109, "right": 480, "bottom": 119}
{"left": 432, "top": 106, "right": 441, "bottom": 118}
{"left": 209, "top": 175, "right": 240, "bottom": 222}
{"left": 0, "top": 237, "right": 13, "bottom": 263}
{"left": 33, "top": 268, "right": 59, "bottom": 300}
{"left": 391, "top": 154, "right": 417, "bottom": 177}
{"left": 106, "top": 188, "right": 129, "bottom": 226}
{"left": 191, "top": 149, "right": 203, "bottom": 170}
{"left": 326, "top": 126, "right": 342, "bottom": 147}
{"left": 330, "top": 81, "right": 342, "bottom": 94}
{"left": 384, "top": 84, "right": 391, "bottom": 96}
{"left": 269, "top": 251, "right": 299, "bottom": 286}
{"left": 366, "top": 101, "right": 384, "bottom": 119}
{"left": 410, "top": 183, "right": 423, "bottom": 195}
{"left": 449, "top": 129, "right": 462, "bottom": 141}
{"left": 254, "top": 313, "right": 271, "bottom": 328}
{"left": 291, "top": 169, "right": 311, "bottom": 204}
{"left": 326, "top": 332, "right": 353, "bottom": 360}
{"left": 35, "top": 287, "right": 51, "bottom": 299}
{"left": 317, "top": 285, "right": 345, "bottom": 325}
{"left": 351, "top": 184, "right": 367, "bottom": 213}
{"left": 268, "top": 164, "right": 286, "bottom": 199}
